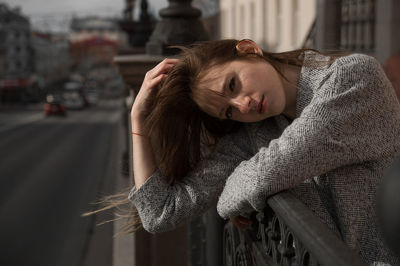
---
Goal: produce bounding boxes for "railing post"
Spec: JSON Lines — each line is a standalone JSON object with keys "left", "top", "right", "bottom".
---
{"left": 378, "top": 155, "right": 400, "bottom": 258}
{"left": 315, "top": 0, "right": 341, "bottom": 51}
{"left": 146, "top": 0, "right": 209, "bottom": 55}
{"left": 375, "top": 0, "right": 400, "bottom": 62}
{"left": 115, "top": 1, "right": 211, "bottom": 265}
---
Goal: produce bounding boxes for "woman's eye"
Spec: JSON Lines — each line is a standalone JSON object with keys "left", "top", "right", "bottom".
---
{"left": 229, "top": 77, "right": 235, "bottom": 92}
{"left": 225, "top": 106, "right": 233, "bottom": 119}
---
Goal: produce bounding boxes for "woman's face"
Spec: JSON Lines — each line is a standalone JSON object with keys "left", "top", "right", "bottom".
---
{"left": 196, "top": 59, "right": 286, "bottom": 123}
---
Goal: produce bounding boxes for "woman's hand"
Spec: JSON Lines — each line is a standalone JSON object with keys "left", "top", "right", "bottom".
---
{"left": 231, "top": 215, "right": 253, "bottom": 230}
{"left": 131, "top": 58, "right": 179, "bottom": 126}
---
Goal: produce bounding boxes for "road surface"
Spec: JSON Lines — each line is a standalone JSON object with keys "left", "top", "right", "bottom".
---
{"left": 0, "top": 99, "right": 124, "bottom": 266}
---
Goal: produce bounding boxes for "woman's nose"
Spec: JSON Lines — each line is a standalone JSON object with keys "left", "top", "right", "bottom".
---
{"left": 232, "top": 96, "right": 254, "bottom": 114}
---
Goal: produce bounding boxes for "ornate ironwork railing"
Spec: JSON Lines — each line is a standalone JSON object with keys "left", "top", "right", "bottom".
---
{"left": 223, "top": 191, "right": 368, "bottom": 266}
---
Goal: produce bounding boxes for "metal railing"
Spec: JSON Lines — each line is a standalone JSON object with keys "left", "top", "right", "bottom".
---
{"left": 222, "top": 191, "right": 368, "bottom": 266}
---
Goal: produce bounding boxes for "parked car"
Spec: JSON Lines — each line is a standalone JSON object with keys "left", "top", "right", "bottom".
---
{"left": 63, "top": 91, "right": 85, "bottom": 110}
{"left": 63, "top": 81, "right": 87, "bottom": 109}
{"left": 44, "top": 94, "right": 67, "bottom": 117}
{"left": 86, "top": 90, "right": 99, "bottom": 106}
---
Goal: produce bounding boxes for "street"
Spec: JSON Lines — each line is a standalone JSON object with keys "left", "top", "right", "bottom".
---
{"left": 0, "top": 99, "right": 124, "bottom": 266}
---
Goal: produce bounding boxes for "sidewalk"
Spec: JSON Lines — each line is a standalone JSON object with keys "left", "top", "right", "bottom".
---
{"left": 0, "top": 102, "right": 44, "bottom": 112}
{"left": 112, "top": 114, "right": 134, "bottom": 266}
{"left": 79, "top": 106, "right": 134, "bottom": 266}
{"left": 0, "top": 104, "right": 44, "bottom": 134}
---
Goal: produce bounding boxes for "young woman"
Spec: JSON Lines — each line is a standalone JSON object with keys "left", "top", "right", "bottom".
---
{"left": 125, "top": 39, "right": 400, "bottom": 265}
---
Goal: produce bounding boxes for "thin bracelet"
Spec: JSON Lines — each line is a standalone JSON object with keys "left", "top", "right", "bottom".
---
{"left": 132, "top": 131, "right": 146, "bottom": 137}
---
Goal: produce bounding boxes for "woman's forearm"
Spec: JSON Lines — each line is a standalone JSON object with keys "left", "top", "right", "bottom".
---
{"left": 129, "top": 58, "right": 179, "bottom": 189}
{"left": 131, "top": 116, "right": 157, "bottom": 189}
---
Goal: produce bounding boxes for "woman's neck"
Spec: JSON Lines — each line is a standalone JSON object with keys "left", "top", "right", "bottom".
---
{"left": 280, "top": 63, "right": 301, "bottom": 119}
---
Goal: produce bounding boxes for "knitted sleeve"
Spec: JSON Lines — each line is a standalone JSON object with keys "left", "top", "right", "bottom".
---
{"left": 217, "top": 54, "right": 399, "bottom": 219}
{"left": 128, "top": 127, "right": 254, "bottom": 233}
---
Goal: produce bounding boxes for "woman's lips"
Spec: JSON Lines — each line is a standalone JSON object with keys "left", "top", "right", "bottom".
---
{"left": 258, "top": 95, "right": 265, "bottom": 114}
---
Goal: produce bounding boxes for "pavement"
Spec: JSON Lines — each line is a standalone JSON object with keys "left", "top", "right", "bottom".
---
{"left": 0, "top": 99, "right": 135, "bottom": 266}
{"left": 0, "top": 102, "right": 43, "bottom": 112}
{"left": 111, "top": 113, "right": 135, "bottom": 266}
{"left": 0, "top": 102, "right": 44, "bottom": 133}
{"left": 81, "top": 106, "right": 135, "bottom": 266}
{"left": 0, "top": 98, "right": 123, "bottom": 266}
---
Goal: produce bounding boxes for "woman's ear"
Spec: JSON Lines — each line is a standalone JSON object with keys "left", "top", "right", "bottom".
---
{"left": 236, "top": 39, "right": 263, "bottom": 56}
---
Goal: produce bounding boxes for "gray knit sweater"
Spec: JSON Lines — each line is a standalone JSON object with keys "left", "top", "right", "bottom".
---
{"left": 129, "top": 52, "right": 400, "bottom": 265}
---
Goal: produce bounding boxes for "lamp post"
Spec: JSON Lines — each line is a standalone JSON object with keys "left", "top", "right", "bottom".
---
{"left": 120, "top": 0, "right": 153, "bottom": 48}
{"left": 378, "top": 155, "right": 400, "bottom": 257}
{"left": 146, "top": 0, "right": 209, "bottom": 55}
{"left": 123, "top": 0, "right": 135, "bottom": 21}
{"left": 114, "top": 1, "right": 211, "bottom": 265}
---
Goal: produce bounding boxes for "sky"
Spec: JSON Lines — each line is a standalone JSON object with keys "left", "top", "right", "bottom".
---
{"left": 2, "top": 0, "right": 168, "bottom": 32}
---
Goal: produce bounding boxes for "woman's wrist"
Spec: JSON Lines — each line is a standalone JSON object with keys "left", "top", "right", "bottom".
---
{"left": 131, "top": 116, "right": 147, "bottom": 137}
{"left": 131, "top": 108, "right": 145, "bottom": 125}
{"left": 132, "top": 132, "right": 147, "bottom": 137}
{"left": 131, "top": 121, "right": 144, "bottom": 134}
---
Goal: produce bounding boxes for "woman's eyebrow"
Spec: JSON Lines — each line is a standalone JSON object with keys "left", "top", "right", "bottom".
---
{"left": 219, "top": 107, "right": 225, "bottom": 119}
{"left": 220, "top": 75, "right": 228, "bottom": 95}
{"left": 218, "top": 76, "right": 228, "bottom": 119}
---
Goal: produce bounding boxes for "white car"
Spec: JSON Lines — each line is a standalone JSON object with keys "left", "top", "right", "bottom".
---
{"left": 63, "top": 91, "right": 85, "bottom": 110}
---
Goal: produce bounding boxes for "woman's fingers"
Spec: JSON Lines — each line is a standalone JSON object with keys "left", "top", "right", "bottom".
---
{"left": 232, "top": 217, "right": 247, "bottom": 229}
{"left": 237, "top": 216, "right": 252, "bottom": 224}
{"left": 131, "top": 58, "right": 178, "bottom": 122}
{"left": 231, "top": 216, "right": 253, "bottom": 230}
{"left": 147, "top": 58, "right": 179, "bottom": 79}
{"left": 144, "top": 59, "right": 177, "bottom": 90}
{"left": 138, "top": 60, "right": 176, "bottom": 97}
{"left": 149, "top": 73, "right": 167, "bottom": 88}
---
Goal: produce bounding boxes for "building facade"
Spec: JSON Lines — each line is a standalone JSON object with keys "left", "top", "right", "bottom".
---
{"left": 314, "top": 0, "right": 400, "bottom": 100}
{"left": 0, "top": 46, "right": 4, "bottom": 79}
{"left": 31, "top": 32, "right": 71, "bottom": 90}
{"left": 70, "top": 17, "right": 126, "bottom": 65}
{"left": 220, "top": 0, "right": 316, "bottom": 52}
{"left": 70, "top": 17, "right": 125, "bottom": 44}
{"left": 0, "top": 3, "right": 34, "bottom": 102}
{"left": 194, "top": 0, "right": 221, "bottom": 40}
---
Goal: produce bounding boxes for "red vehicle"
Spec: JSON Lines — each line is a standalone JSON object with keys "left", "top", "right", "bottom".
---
{"left": 44, "top": 94, "right": 67, "bottom": 116}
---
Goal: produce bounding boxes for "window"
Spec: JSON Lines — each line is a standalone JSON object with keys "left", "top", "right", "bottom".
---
{"left": 263, "top": 0, "right": 267, "bottom": 46}
{"left": 221, "top": 10, "right": 228, "bottom": 38}
{"left": 292, "top": 0, "right": 299, "bottom": 47}
{"left": 7, "top": 62, "right": 13, "bottom": 72}
{"left": 232, "top": 2, "right": 236, "bottom": 37}
{"left": 250, "top": 1, "right": 255, "bottom": 38}
{"left": 277, "top": 0, "right": 282, "bottom": 44}
{"left": 8, "top": 31, "right": 13, "bottom": 41}
{"left": 240, "top": 5, "right": 245, "bottom": 37}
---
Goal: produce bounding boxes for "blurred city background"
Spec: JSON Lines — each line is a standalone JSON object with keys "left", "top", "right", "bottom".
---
{"left": 0, "top": 0, "right": 399, "bottom": 266}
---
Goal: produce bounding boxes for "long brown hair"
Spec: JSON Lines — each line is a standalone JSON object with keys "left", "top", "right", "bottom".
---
{"left": 145, "top": 39, "right": 340, "bottom": 181}
{"left": 85, "top": 39, "right": 340, "bottom": 232}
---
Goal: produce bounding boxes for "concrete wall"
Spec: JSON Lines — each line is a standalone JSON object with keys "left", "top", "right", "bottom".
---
{"left": 1, "top": 17, "right": 32, "bottom": 78}
{"left": 375, "top": 0, "right": 400, "bottom": 63}
{"left": 220, "top": 0, "right": 316, "bottom": 51}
